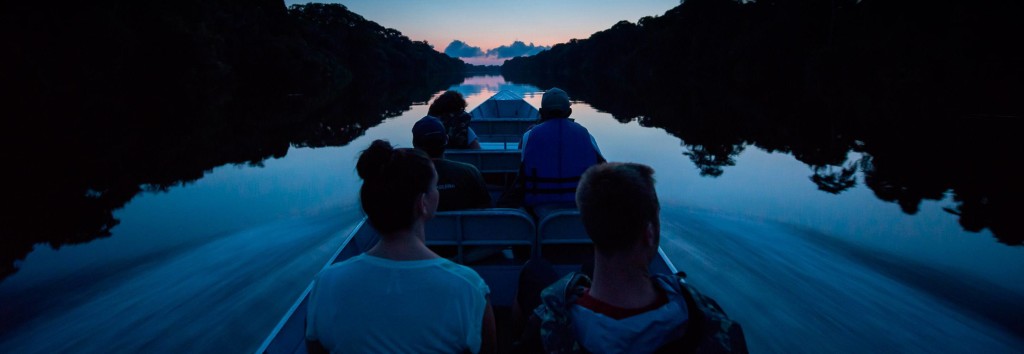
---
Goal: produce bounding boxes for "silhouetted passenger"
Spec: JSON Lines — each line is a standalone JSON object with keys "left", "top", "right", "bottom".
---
{"left": 499, "top": 87, "right": 604, "bottom": 217}
{"left": 305, "top": 140, "right": 496, "bottom": 354}
{"left": 515, "top": 163, "right": 747, "bottom": 353}
{"left": 430, "top": 90, "right": 481, "bottom": 149}
{"left": 413, "top": 116, "right": 492, "bottom": 210}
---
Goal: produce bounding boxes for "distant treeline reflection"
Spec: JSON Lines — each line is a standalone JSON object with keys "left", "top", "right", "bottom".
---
{"left": 504, "top": 0, "right": 1021, "bottom": 245}
{"left": 2, "top": 1, "right": 467, "bottom": 280}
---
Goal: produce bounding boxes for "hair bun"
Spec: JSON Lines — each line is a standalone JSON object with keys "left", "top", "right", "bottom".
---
{"left": 356, "top": 139, "right": 395, "bottom": 181}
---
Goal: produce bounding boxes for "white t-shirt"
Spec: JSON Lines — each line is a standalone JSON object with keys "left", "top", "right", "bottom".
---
{"left": 306, "top": 254, "right": 490, "bottom": 353}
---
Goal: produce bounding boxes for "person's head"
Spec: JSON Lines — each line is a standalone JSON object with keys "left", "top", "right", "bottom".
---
{"left": 412, "top": 116, "right": 448, "bottom": 158}
{"left": 539, "top": 87, "right": 572, "bottom": 119}
{"left": 428, "top": 90, "right": 468, "bottom": 118}
{"left": 356, "top": 140, "right": 438, "bottom": 234}
{"left": 576, "top": 162, "right": 660, "bottom": 256}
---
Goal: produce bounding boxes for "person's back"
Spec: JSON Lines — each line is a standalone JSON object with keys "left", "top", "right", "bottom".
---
{"left": 516, "top": 88, "right": 603, "bottom": 211}
{"left": 305, "top": 140, "right": 495, "bottom": 353}
{"left": 307, "top": 254, "right": 489, "bottom": 352}
{"left": 433, "top": 158, "right": 491, "bottom": 210}
{"left": 413, "top": 116, "right": 491, "bottom": 210}
{"left": 531, "top": 273, "right": 690, "bottom": 353}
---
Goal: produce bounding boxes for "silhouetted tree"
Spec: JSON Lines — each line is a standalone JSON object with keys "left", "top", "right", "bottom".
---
{"left": 0, "top": 0, "right": 468, "bottom": 280}
{"left": 503, "top": 0, "right": 1023, "bottom": 244}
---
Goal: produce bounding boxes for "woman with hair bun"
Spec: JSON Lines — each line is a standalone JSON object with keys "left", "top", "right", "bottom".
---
{"left": 305, "top": 140, "right": 496, "bottom": 353}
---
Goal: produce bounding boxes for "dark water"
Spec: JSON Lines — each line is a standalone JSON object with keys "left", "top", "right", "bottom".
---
{"left": 1, "top": 76, "right": 1021, "bottom": 353}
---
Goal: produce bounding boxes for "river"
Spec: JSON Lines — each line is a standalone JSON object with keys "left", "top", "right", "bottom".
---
{"left": 0, "top": 75, "right": 1021, "bottom": 353}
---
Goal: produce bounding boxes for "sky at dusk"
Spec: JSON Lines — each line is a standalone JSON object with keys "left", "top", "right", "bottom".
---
{"left": 284, "top": 0, "right": 680, "bottom": 64}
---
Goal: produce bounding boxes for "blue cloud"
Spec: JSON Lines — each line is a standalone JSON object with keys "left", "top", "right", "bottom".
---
{"left": 486, "top": 41, "right": 550, "bottom": 58}
{"left": 444, "top": 40, "right": 485, "bottom": 58}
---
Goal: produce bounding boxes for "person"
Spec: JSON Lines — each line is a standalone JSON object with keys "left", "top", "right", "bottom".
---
{"left": 305, "top": 140, "right": 496, "bottom": 353}
{"left": 412, "top": 115, "right": 492, "bottom": 210}
{"left": 429, "top": 90, "right": 481, "bottom": 149}
{"left": 500, "top": 87, "right": 604, "bottom": 216}
{"left": 514, "top": 163, "right": 747, "bottom": 354}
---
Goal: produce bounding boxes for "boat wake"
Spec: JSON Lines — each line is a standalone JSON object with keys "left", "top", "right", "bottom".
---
{"left": 0, "top": 209, "right": 363, "bottom": 354}
{"left": 658, "top": 204, "right": 1023, "bottom": 353}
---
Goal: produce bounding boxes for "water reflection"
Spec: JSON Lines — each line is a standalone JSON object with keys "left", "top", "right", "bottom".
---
{"left": 2, "top": 75, "right": 1020, "bottom": 353}
{"left": 448, "top": 75, "right": 541, "bottom": 100}
{"left": 810, "top": 161, "right": 860, "bottom": 194}
{"left": 504, "top": 72, "right": 1022, "bottom": 246}
{"left": 2, "top": 75, "right": 462, "bottom": 282}
{"left": 683, "top": 143, "right": 743, "bottom": 177}
{"left": 4, "top": 69, "right": 1018, "bottom": 286}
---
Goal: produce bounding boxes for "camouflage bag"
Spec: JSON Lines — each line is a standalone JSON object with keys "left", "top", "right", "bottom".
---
{"left": 667, "top": 272, "right": 749, "bottom": 354}
{"left": 441, "top": 111, "right": 473, "bottom": 148}
{"left": 534, "top": 272, "right": 590, "bottom": 354}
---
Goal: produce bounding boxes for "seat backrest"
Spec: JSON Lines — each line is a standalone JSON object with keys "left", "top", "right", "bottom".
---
{"left": 424, "top": 214, "right": 459, "bottom": 245}
{"left": 470, "top": 118, "right": 536, "bottom": 138}
{"left": 537, "top": 209, "right": 589, "bottom": 244}
{"left": 444, "top": 150, "right": 522, "bottom": 173}
{"left": 456, "top": 209, "right": 535, "bottom": 245}
{"left": 425, "top": 208, "right": 536, "bottom": 262}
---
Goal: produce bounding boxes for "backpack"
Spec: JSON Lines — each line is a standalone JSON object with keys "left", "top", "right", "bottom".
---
{"left": 666, "top": 272, "right": 748, "bottom": 354}
{"left": 441, "top": 111, "right": 473, "bottom": 148}
{"left": 530, "top": 272, "right": 748, "bottom": 354}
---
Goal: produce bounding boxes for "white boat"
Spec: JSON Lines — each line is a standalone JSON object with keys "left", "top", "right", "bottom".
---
{"left": 256, "top": 91, "right": 682, "bottom": 353}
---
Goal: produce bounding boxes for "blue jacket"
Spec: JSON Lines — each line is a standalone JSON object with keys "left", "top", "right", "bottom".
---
{"left": 520, "top": 118, "right": 602, "bottom": 207}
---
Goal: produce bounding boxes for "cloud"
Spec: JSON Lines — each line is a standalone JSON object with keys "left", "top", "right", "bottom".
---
{"left": 445, "top": 40, "right": 550, "bottom": 64}
{"left": 443, "top": 40, "right": 485, "bottom": 58}
{"left": 486, "top": 41, "right": 550, "bottom": 58}
{"left": 461, "top": 55, "right": 506, "bottom": 66}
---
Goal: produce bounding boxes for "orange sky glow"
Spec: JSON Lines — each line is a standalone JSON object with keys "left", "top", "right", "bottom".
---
{"left": 285, "top": 0, "right": 680, "bottom": 63}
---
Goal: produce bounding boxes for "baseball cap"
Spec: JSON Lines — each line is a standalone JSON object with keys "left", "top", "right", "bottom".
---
{"left": 541, "top": 87, "right": 571, "bottom": 111}
{"left": 412, "top": 116, "right": 448, "bottom": 148}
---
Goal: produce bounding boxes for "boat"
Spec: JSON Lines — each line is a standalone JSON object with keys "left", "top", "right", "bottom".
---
{"left": 256, "top": 209, "right": 680, "bottom": 354}
{"left": 255, "top": 91, "right": 682, "bottom": 353}
{"left": 466, "top": 89, "right": 540, "bottom": 148}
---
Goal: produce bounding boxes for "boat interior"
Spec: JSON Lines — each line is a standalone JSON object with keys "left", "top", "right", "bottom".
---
{"left": 259, "top": 208, "right": 676, "bottom": 354}
{"left": 258, "top": 91, "right": 676, "bottom": 353}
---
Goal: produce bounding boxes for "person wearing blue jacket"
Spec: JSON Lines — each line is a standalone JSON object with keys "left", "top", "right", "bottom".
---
{"left": 501, "top": 87, "right": 604, "bottom": 217}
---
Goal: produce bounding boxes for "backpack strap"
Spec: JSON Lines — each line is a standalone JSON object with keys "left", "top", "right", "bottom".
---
{"left": 666, "top": 272, "right": 749, "bottom": 354}
{"left": 669, "top": 272, "right": 706, "bottom": 352}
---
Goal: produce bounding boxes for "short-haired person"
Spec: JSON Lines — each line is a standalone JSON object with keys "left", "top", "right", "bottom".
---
{"left": 413, "top": 116, "right": 492, "bottom": 210}
{"left": 305, "top": 140, "right": 496, "bottom": 353}
{"left": 500, "top": 88, "right": 604, "bottom": 216}
{"left": 515, "top": 163, "right": 747, "bottom": 353}
{"left": 429, "top": 90, "right": 481, "bottom": 149}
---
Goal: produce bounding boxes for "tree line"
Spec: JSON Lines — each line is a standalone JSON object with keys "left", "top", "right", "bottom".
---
{"left": 1, "top": 1, "right": 468, "bottom": 280}
{"left": 503, "top": 0, "right": 1022, "bottom": 245}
